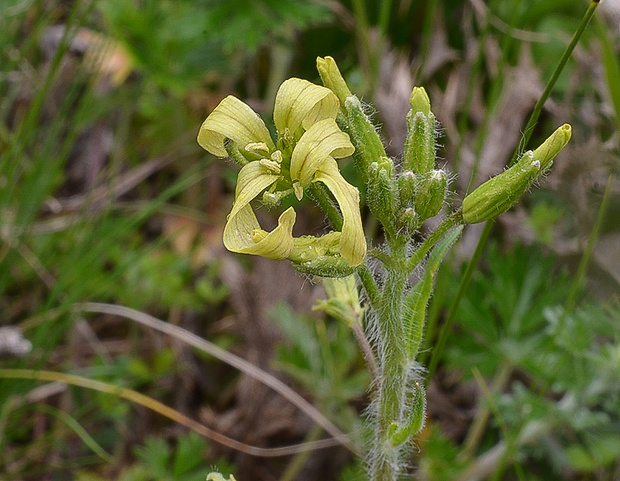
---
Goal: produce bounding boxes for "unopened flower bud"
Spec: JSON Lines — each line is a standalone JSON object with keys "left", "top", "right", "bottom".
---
{"left": 313, "top": 275, "right": 365, "bottom": 327}
{"left": 414, "top": 170, "right": 447, "bottom": 220}
{"left": 398, "top": 170, "right": 417, "bottom": 207}
{"left": 403, "top": 110, "right": 436, "bottom": 174}
{"left": 409, "top": 86, "right": 431, "bottom": 116}
{"left": 367, "top": 157, "right": 399, "bottom": 225}
{"left": 396, "top": 207, "right": 419, "bottom": 236}
{"left": 344, "top": 96, "right": 387, "bottom": 183}
{"left": 462, "top": 124, "right": 572, "bottom": 224}
{"left": 462, "top": 152, "right": 540, "bottom": 224}
{"left": 532, "top": 123, "right": 572, "bottom": 173}
{"left": 316, "top": 56, "right": 353, "bottom": 110}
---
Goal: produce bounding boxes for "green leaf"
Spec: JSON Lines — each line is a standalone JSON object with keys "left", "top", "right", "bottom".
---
{"left": 134, "top": 437, "right": 171, "bottom": 479}
{"left": 172, "top": 432, "right": 207, "bottom": 477}
{"left": 403, "top": 226, "right": 462, "bottom": 360}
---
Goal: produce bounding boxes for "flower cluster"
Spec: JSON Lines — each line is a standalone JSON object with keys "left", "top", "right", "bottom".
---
{"left": 197, "top": 56, "right": 573, "bottom": 481}
{"left": 197, "top": 78, "right": 366, "bottom": 270}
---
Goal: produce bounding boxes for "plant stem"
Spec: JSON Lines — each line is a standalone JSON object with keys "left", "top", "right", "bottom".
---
{"left": 352, "top": 320, "right": 380, "bottom": 383}
{"left": 427, "top": 219, "right": 492, "bottom": 383}
{"left": 562, "top": 174, "right": 613, "bottom": 319}
{"left": 350, "top": 0, "right": 377, "bottom": 96}
{"left": 279, "top": 424, "right": 324, "bottom": 481}
{"left": 461, "top": 361, "right": 513, "bottom": 460}
{"left": 371, "top": 239, "right": 409, "bottom": 481}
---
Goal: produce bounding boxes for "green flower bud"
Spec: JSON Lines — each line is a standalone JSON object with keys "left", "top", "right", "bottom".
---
{"left": 403, "top": 110, "right": 436, "bottom": 174}
{"left": 395, "top": 207, "right": 419, "bottom": 237}
{"left": 414, "top": 169, "right": 447, "bottom": 220}
{"left": 532, "top": 123, "right": 572, "bottom": 173}
{"left": 313, "top": 275, "right": 365, "bottom": 327}
{"left": 343, "top": 96, "right": 387, "bottom": 183}
{"left": 462, "top": 124, "right": 572, "bottom": 224}
{"left": 316, "top": 56, "right": 353, "bottom": 111}
{"left": 398, "top": 170, "right": 417, "bottom": 207}
{"left": 462, "top": 152, "right": 540, "bottom": 224}
{"left": 409, "top": 86, "right": 431, "bottom": 116}
{"left": 367, "top": 157, "right": 399, "bottom": 225}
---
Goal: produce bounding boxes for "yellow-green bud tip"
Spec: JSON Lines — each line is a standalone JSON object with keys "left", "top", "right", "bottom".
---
{"left": 409, "top": 86, "right": 431, "bottom": 116}
{"left": 316, "top": 56, "right": 352, "bottom": 107}
{"left": 533, "top": 123, "right": 572, "bottom": 172}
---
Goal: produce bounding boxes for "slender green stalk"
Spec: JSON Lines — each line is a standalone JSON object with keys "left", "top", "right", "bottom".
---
{"left": 279, "top": 424, "right": 324, "bottom": 481}
{"left": 428, "top": 220, "right": 492, "bottom": 382}
{"left": 434, "top": 1, "right": 601, "bottom": 383}
{"left": 418, "top": 0, "right": 438, "bottom": 80}
{"left": 406, "top": 211, "right": 463, "bottom": 273}
{"left": 512, "top": 0, "right": 600, "bottom": 165}
{"left": 597, "top": 18, "right": 620, "bottom": 133}
{"left": 461, "top": 361, "right": 513, "bottom": 460}
{"left": 350, "top": 0, "right": 377, "bottom": 96}
{"left": 561, "top": 174, "right": 613, "bottom": 324}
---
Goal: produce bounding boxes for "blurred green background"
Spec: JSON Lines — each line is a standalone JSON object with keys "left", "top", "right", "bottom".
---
{"left": 1, "top": 1, "right": 619, "bottom": 480}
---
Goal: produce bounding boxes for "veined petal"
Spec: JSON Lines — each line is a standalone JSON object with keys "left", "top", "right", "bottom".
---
{"left": 290, "top": 118, "right": 355, "bottom": 186}
{"left": 198, "top": 96, "right": 275, "bottom": 157}
{"left": 274, "top": 79, "right": 340, "bottom": 138}
{"left": 314, "top": 158, "right": 366, "bottom": 266}
{"left": 229, "top": 162, "right": 281, "bottom": 221}
{"left": 224, "top": 205, "right": 296, "bottom": 259}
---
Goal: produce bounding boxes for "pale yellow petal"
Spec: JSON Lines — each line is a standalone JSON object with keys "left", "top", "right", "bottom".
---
{"left": 274, "top": 79, "right": 340, "bottom": 138}
{"left": 197, "top": 96, "right": 275, "bottom": 157}
{"left": 314, "top": 158, "right": 366, "bottom": 266}
{"left": 290, "top": 118, "right": 355, "bottom": 186}
{"left": 223, "top": 206, "right": 296, "bottom": 259}
{"left": 229, "top": 162, "right": 281, "bottom": 221}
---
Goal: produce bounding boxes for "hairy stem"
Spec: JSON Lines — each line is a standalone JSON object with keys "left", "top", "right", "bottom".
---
{"left": 371, "top": 240, "right": 409, "bottom": 481}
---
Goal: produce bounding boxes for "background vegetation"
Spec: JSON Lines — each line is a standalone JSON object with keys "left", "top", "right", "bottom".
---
{"left": 1, "top": 1, "right": 619, "bottom": 480}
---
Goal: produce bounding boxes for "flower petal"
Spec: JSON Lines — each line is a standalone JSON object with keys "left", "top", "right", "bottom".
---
{"left": 274, "top": 79, "right": 340, "bottom": 139}
{"left": 224, "top": 206, "right": 296, "bottom": 259}
{"left": 314, "top": 158, "right": 366, "bottom": 266}
{"left": 290, "top": 118, "right": 355, "bottom": 186}
{"left": 229, "top": 162, "right": 281, "bottom": 222}
{"left": 198, "top": 96, "right": 275, "bottom": 157}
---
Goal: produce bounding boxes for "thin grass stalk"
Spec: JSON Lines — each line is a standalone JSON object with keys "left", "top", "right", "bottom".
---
{"left": 561, "top": 174, "right": 614, "bottom": 327}
{"left": 0, "top": 368, "right": 342, "bottom": 458}
{"left": 429, "top": 1, "right": 601, "bottom": 380}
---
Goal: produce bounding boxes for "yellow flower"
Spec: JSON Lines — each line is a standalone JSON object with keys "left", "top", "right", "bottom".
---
{"left": 197, "top": 78, "right": 367, "bottom": 267}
